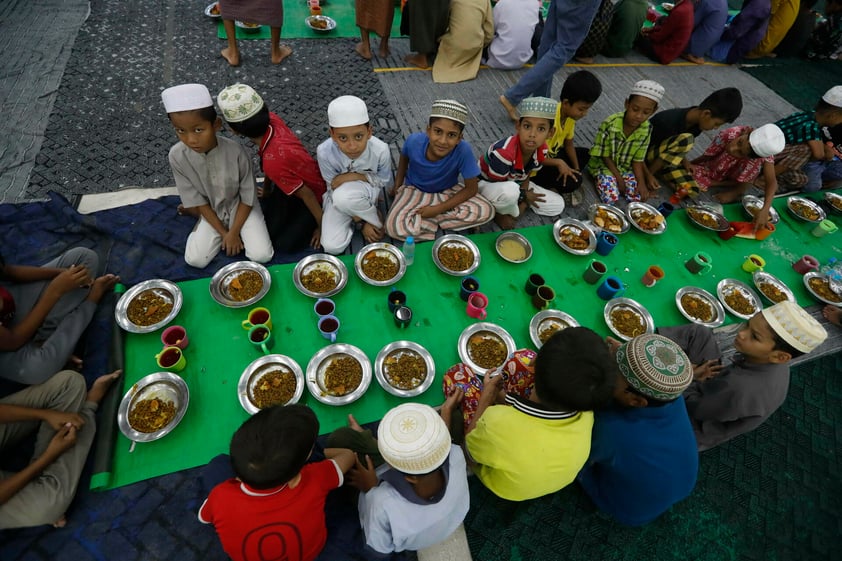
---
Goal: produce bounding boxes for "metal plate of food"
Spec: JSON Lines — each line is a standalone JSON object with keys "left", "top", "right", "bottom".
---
{"left": 626, "top": 202, "right": 667, "bottom": 234}
{"left": 604, "top": 298, "right": 655, "bottom": 341}
{"left": 209, "top": 261, "right": 271, "bottom": 308}
{"left": 823, "top": 191, "right": 842, "bottom": 215}
{"left": 305, "top": 15, "right": 337, "bottom": 32}
{"left": 117, "top": 372, "right": 189, "bottom": 444}
{"left": 529, "top": 309, "right": 580, "bottom": 349}
{"left": 752, "top": 271, "right": 795, "bottom": 304}
{"left": 685, "top": 205, "right": 731, "bottom": 232}
{"left": 803, "top": 272, "right": 842, "bottom": 306}
{"left": 115, "top": 279, "right": 183, "bottom": 334}
{"left": 204, "top": 2, "right": 221, "bottom": 18}
{"left": 587, "top": 203, "right": 630, "bottom": 234}
{"left": 495, "top": 231, "right": 533, "bottom": 264}
{"left": 374, "top": 341, "right": 436, "bottom": 398}
{"left": 354, "top": 243, "right": 406, "bottom": 287}
{"left": 457, "top": 322, "right": 516, "bottom": 374}
{"left": 675, "top": 286, "right": 725, "bottom": 328}
{"left": 786, "top": 196, "right": 825, "bottom": 223}
{"left": 306, "top": 344, "right": 372, "bottom": 405}
{"left": 553, "top": 217, "right": 597, "bottom": 255}
{"left": 432, "top": 234, "right": 481, "bottom": 276}
{"left": 292, "top": 253, "right": 349, "bottom": 298}
{"left": 235, "top": 20, "right": 262, "bottom": 32}
{"left": 238, "top": 354, "right": 305, "bottom": 415}
{"left": 741, "top": 195, "right": 780, "bottom": 224}
{"left": 716, "top": 278, "right": 763, "bottom": 320}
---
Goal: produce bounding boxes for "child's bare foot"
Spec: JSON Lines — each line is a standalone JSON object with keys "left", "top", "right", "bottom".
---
{"left": 378, "top": 45, "right": 390, "bottom": 58}
{"left": 823, "top": 305, "right": 842, "bottom": 327}
{"left": 87, "top": 369, "right": 122, "bottom": 404}
{"left": 355, "top": 42, "right": 372, "bottom": 60}
{"left": 221, "top": 47, "right": 240, "bottom": 67}
{"left": 65, "top": 355, "right": 83, "bottom": 371}
{"left": 347, "top": 414, "right": 364, "bottom": 432}
{"left": 499, "top": 95, "right": 518, "bottom": 122}
{"left": 271, "top": 44, "right": 292, "bottom": 64}
{"left": 52, "top": 514, "right": 67, "bottom": 528}
{"left": 494, "top": 213, "right": 517, "bottom": 230}
{"left": 404, "top": 53, "right": 430, "bottom": 69}
{"left": 574, "top": 56, "right": 594, "bottom": 64}
{"left": 87, "top": 274, "right": 120, "bottom": 303}
{"left": 681, "top": 53, "right": 705, "bottom": 64}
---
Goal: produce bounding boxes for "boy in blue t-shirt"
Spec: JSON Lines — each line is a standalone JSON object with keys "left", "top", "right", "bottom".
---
{"left": 384, "top": 100, "right": 494, "bottom": 241}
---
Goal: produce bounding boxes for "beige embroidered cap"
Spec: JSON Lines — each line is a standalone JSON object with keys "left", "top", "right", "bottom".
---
{"left": 377, "top": 403, "right": 451, "bottom": 475}
{"left": 761, "top": 301, "right": 827, "bottom": 354}
{"left": 629, "top": 80, "right": 665, "bottom": 103}
{"left": 430, "top": 99, "right": 469, "bottom": 126}
{"left": 217, "top": 84, "right": 265, "bottom": 123}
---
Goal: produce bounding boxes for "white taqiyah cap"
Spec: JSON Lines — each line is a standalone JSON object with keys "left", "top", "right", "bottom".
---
{"left": 161, "top": 84, "right": 213, "bottom": 113}
{"left": 328, "top": 95, "right": 369, "bottom": 128}
{"left": 217, "top": 83, "right": 265, "bottom": 123}
{"left": 822, "top": 86, "right": 842, "bottom": 108}
{"left": 377, "top": 403, "right": 451, "bottom": 475}
{"left": 749, "top": 124, "right": 785, "bottom": 158}
{"left": 761, "top": 301, "right": 827, "bottom": 354}
{"left": 629, "top": 80, "right": 665, "bottom": 103}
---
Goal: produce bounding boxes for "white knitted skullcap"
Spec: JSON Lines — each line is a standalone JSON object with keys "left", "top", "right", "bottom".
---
{"left": 217, "top": 84, "right": 265, "bottom": 123}
{"left": 328, "top": 95, "right": 369, "bottom": 128}
{"left": 822, "top": 86, "right": 842, "bottom": 108}
{"left": 377, "top": 403, "right": 451, "bottom": 475}
{"left": 161, "top": 84, "right": 213, "bottom": 114}
{"left": 749, "top": 124, "right": 785, "bottom": 158}
{"left": 761, "top": 301, "right": 827, "bottom": 354}
{"left": 629, "top": 80, "right": 665, "bottom": 103}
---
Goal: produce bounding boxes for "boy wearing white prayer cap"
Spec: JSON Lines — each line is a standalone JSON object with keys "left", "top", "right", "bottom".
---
{"left": 161, "top": 83, "right": 273, "bottom": 269}
{"left": 658, "top": 301, "right": 827, "bottom": 451}
{"left": 316, "top": 96, "right": 393, "bottom": 255}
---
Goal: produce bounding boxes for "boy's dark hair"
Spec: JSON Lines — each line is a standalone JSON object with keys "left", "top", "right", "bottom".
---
{"left": 533, "top": 327, "right": 617, "bottom": 411}
{"left": 699, "top": 88, "right": 743, "bottom": 122}
{"left": 226, "top": 104, "right": 271, "bottom": 138}
{"left": 167, "top": 106, "right": 218, "bottom": 124}
{"left": 625, "top": 384, "right": 672, "bottom": 407}
{"left": 517, "top": 116, "right": 554, "bottom": 127}
{"left": 428, "top": 116, "right": 465, "bottom": 132}
{"left": 560, "top": 70, "right": 602, "bottom": 105}
{"left": 230, "top": 404, "right": 319, "bottom": 489}
{"left": 816, "top": 98, "right": 842, "bottom": 114}
{"left": 771, "top": 330, "right": 804, "bottom": 359}
{"left": 626, "top": 94, "right": 658, "bottom": 107}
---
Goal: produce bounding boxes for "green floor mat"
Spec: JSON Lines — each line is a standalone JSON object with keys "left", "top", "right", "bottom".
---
{"left": 740, "top": 58, "right": 842, "bottom": 112}
{"left": 103, "top": 193, "right": 842, "bottom": 489}
{"left": 216, "top": 0, "right": 401, "bottom": 40}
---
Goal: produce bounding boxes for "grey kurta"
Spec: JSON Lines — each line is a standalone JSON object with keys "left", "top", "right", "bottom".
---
{"left": 658, "top": 324, "right": 790, "bottom": 452}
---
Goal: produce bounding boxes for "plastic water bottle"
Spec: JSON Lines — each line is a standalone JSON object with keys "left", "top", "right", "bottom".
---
{"left": 826, "top": 258, "right": 842, "bottom": 295}
{"left": 403, "top": 236, "right": 415, "bottom": 266}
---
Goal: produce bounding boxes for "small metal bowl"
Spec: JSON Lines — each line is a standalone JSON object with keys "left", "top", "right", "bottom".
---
{"left": 293, "top": 254, "right": 349, "bottom": 298}
{"left": 716, "top": 278, "right": 763, "bottom": 320}
{"left": 306, "top": 344, "right": 372, "bottom": 405}
{"left": 305, "top": 15, "right": 337, "bottom": 32}
{"left": 238, "top": 354, "right": 304, "bottom": 415}
{"left": 457, "top": 322, "right": 516, "bottom": 374}
{"left": 803, "top": 272, "right": 842, "bottom": 306}
{"left": 117, "top": 372, "right": 189, "bottom": 444}
{"left": 553, "top": 218, "right": 597, "bottom": 255}
{"left": 432, "top": 234, "right": 481, "bottom": 276}
{"left": 204, "top": 2, "right": 220, "bottom": 18}
{"left": 686, "top": 205, "right": 731, "bottom": 232}
{"left": 115, "top": 279, "right": 183, "bottom": 334}
{"left": 626, "top": 202, "right": 667, "bottom": 235}
{"left": 209, "top": 261, "right": 271, "bottom": 308}
{"left": 235, "top": 20, "right": 262, "bottom": 32}
{"left": 529, "top": 309, "right": 579, "bottom": 349}
{"left": 741, "top": 195, "right": 780, "bottom": 224}
{"left": 495, "top": 232, "right": 533, "bottom": 264}
{"left": 675, "top": 286, "right": 725, "bottom": 328}
{"left": 354, "top": 243, "right": 406, "bottom": 287}
{"left": 604, "top": 298, "right": 655, "bottom": 341}
{"left": 587, "top": 203, "right": 630, "bottom": 234}
{"left": 823, "top": 192, "right": 842, "bottom": 215}
{"left": 786, "top": 196, "right": 825, "bottom": 223}
{"left": 752, "top": 271, "right": 795, "bottom": 304}
{"left": 374, "top": 341, "right": 436, "bottom": 398}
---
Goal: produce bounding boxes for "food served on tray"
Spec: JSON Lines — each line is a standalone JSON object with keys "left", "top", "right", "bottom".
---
{"left": 384, "top": 351, "right": 427, "bottom": 390}
{"left": 593, "top": 207, "right": 623, "bottom": 233}
{"left": 128, "top": 398, "right": 176, "bottom": 433}
{"left": 361, "top": 252, "right": 399, "bottom": 282}
{"left": 559, "top": 225, "right": 591, "bottom": 250}
{"left": 323, "top": 355, "right": 363, "bottom": 396}
{"left": 228, "top": 270, "right": 263, "bottom": 302}
{"left": 724, "top": 290, "right": 756, "bottom": 315}
{"left": 301, "top": 268, "right": 338, "bottom": 293}
{"left": 210, "top": 3, "right": 220, "bottom": 15}
{"left": 437, "top": 244, "right": 474, "bottom": 272}
{"left": 309, "top": 16, "right": 329, "bottom": 29}
{"left": 249, "top": 369, "right": 296, "bottom": 409}
{"left": 609, "top": 308, "right": 646, "bottom": 338}
{"left": 468, "top": 334, "right": 507, "bottom": 369}
{"left": 757, "top": 282, "right": 788, "bottom": 303}
{"left": 808, "top": 276, "right": 842, "bottom": 303}
{"left": 790, "top": 199, "right": 820, "bottom": 221}
{"left": 240, "top": 21, "right": 260, "bottom": 28}
{"left": 126, "top": 289, "right": 173, "bottom": 326}
{"left": 631, "top": 208, "right": 664, "bottom": 231}
{"left": 680, "top": 294, "right": 714, "bottom": 323}
{"left": 687, "top": 208, "right": 720, "bottom": 229}
{"left": 497, "top": 237, "right": 529, "bottom": 261}
{"left": 827, "top": 194, "right": 842, "bottom": 212}
{"left": 538, "top": 320, "right": 569, "bottom": 344}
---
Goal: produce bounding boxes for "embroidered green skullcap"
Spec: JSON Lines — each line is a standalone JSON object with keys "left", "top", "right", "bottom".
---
{"left": 430, "top": 99, "right": 469, "bottom": 125}
{"left": 615, "top": 333, "right": 692, "bottom": 401}
{"left": 517, "top": 97, "right": 557, "bottom": 120}
{"left": 217, "top": 83, "right": 265, "bottom": 123}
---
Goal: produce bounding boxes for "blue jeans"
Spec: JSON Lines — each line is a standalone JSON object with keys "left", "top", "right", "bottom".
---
{"left": 504, "top": 0, "right": 602, "bottom": 103}
{"left": 803, "top": 159, "right": 842, "bottom": 192}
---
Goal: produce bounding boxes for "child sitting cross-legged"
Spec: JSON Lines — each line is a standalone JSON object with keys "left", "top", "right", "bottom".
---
{"left": 477, "top": 96, "right": 567, "bottom": 230}
{"left": 384, "top": 100, "right": 495, "bottom": 241}
{"left": 443, "top": 327, "right": 617, "bottom": 501}
{"left": 588, "top": 80, "right": 665, "bottom": 204}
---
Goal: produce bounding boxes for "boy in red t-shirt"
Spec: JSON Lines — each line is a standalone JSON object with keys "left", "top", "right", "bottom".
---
{"left": 199, "top": 405, "right": 355, "bottom": 561}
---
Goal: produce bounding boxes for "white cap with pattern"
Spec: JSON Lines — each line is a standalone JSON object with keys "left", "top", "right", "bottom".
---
{"left": 161, "top": 84, "right": 213, "bottom": 114}
{"left": 217, "top": 84, "right": 265, "bottom": 123}
{"left": 749, "top": 124, "right": 785, "bottom": 158}
{"left": 328, "top": 95, "right": 370, "bottom": 128}
{"left": 430, "top": 99, "right": 469, "bottom": 125}
{"left": 377, "top": 403, "right": 451, "bottom": 475}
{"left": 629, "top": 80, "right": 665, "bottom": 103}
{"left": 822, "top": 86, "right": 842, "bottom": 108}
{"left": 761, "top": 301, "right": 827, "bottom": 354}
